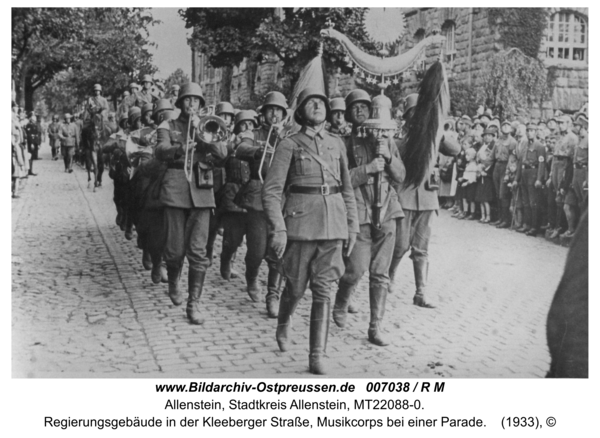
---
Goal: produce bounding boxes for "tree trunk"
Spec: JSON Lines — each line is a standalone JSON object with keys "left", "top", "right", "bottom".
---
{"left": 24, "top": 74, "right": 35, "bottom": 113}
{"left": 220, "top": 66, "right": 232, "bottom": 103}
{"left": 246, "top": 60, "right": 258, "bottom": 101}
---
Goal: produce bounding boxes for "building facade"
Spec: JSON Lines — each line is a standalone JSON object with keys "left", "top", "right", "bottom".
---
{"left": 192, "top": 8, "right": 588, "bottom": 117}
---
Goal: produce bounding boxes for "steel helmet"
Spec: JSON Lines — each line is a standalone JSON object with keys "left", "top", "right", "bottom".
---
{"left": 153, "top": 99, "right": 174, "bottom": 117}
{"left": 64, "top": 113, "right": 72, "bottom": 119}
{"left": 93, "top": 83, "right": 102, "bottom": 92}
{"left": 123, "top": 90, "right": 130, "bottom": 97}
{"left": 141, "top": 103, "right": 154, "bottom": 115}
{"left": 294, "top": 87, "right": 330, "bottom": 125}
{"left": 171, "top": 84, "right": 180, "bottom": 93}
{"left": 234, "top": 110, "right": 258, "bottom": 133}
{"left": 175, "top": 82, "right": 205, "bottom": 109}
{"left": 329, "top": 97, "right": 346, "bottom": 113}
{"left": 128, "top": 106, "right": 142, "bottom": 124}
{"left": 52, "top": 115, "right": 59, "bottom": 121}
{"left": 345, "top": 89, "right": 371, "bottom": 121}
{"left": 129, "top": 82, "right": 140, "bottom": 90}
{"left": 261, "top": 91, "right": 288, "bottom": 117}
{"left": 141, "top": 74, "right": 153, "bottom": 84}
{"left": 216, "top": 102, "right": 235, "bottom": 116}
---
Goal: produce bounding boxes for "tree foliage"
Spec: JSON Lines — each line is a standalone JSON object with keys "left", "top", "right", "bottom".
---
{"left": 12, "top": 8, "right": 159, "bottom": 111}
{"left": 180, "top": 7, "right": 378, "bottom": 97}
{"left": 474, "top": 49, "right": 550, "bottom": 119}
{"left": 164, "top": 68, "right": 191, "bottom": 92}
{"left": 488, "top": 8, "right": 549, "bottom": 58}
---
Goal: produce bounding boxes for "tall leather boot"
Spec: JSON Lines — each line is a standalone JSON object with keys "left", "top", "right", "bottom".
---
{"left": 413, "top": 259, "right": 435, "bottom": 308}
{"left": 150, "top": 253, "right": 162, "bottom": 284}
{"left": 368, "top": 285, "right": 389, "bottom": 346}
{"left": 186, "top": 269, "right": 207, "bottom": 325}
{"left": 308, "top": 301, "right": 330, "bottom": 375}
{"left": 245, "top": 266, "right": 262, "bottom": 302}
{"left": 167, "top": 265, "right": 184, "bottom": 306}
{"left": 332, "top": 280, "right": 355, "bottom": 328}
{"left": 387, "top": 257, "right": 402, "bottom": 294}
{"left": 220, "top": 248, "right": 234, "bottom": 281}
{"left": 160, "top": 261, "right": 168, "bottom": 283}
{"left": 276, "top": 288, "right": 300, "bottom": 352}
{"left": 142, "top": 249, "right": 152, "bottom": 270}
{"left": 266, "top": 268, "right": 282, "bottom": 319}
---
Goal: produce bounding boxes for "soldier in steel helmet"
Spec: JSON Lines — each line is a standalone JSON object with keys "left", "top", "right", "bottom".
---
{"left": 48, "top": 114, "right": 62, "bottom": 160}
{"left": 234, "top": 91, "right": 289, "bottom": 317}
{"left": 218, "top": 110, "right": 255, "bottom": 285}
{"left": 141, "top": 103, "right": 156, "bottom": 129}
{"left": 327, "top": 97, "right": 351, "bottom": 136}
{"left": 136, "top": 74, "right": 159, "bottom": 107}
{"left": 87, "top": 83, "right": 110, "bottom": 121}
{"left": 331, "top": 89, "right": 405, "bottom": 347}
{"left": 59, "top": 113, "right": 79, "bottom": 173}
{"left": 155, "top": 82, "right": 228, "bottom": 325}
{"left": 388, "top": 93, "right": 461, "bottom": 308}
{"left": 205, "top": 101, "right": 236, "bottom": 267}
{"left": 262, "top": 87, "right": 358, "bottom": 374}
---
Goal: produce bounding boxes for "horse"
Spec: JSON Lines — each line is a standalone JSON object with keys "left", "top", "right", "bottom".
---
{"left": 80, "top": 113, "right": 111, "bottom": 191}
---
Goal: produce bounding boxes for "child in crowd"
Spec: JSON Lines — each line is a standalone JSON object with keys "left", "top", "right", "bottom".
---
{"left": 458, "top": 147, "right": 478, "bottom": 220}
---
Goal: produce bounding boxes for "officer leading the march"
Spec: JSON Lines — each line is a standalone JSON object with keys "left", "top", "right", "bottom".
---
{"left": 262, "top": 87, "right": 358, "bottom": 374}
{"left": 155, "top": 82, "right": 228, "bottom": 325}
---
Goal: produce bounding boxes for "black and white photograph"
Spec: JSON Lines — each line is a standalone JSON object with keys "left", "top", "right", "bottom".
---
{"left": 11, "top": 6, "right": 589, "bottom": 383}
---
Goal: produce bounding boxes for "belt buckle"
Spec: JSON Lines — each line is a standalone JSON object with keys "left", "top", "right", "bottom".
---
{"left": 320, "top": 185, "right": 330, "bottom": 196}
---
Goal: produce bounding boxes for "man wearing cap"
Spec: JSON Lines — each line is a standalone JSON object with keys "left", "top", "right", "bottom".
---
{"left": 218, "top": 110, "right": 255, "bottom": 287}
{"left": 48, "top": 115, "right": 62, "bottom": 160}
{"left": 235, "top": 91, "right": 288, "bottom": 314}
{"left": 205, "top": 101, "right": 235, "bottom": 267}
{"left": 332, "top": 90, "right": 405, "bottom": 347}
{"left": 24, "top": 114, "right": 42, "bottom": 176}
{"left": 548, "top": 115, "right": 578, "bottom": 239}
{"left": 562, "top": 115, "right": 588, "bottom": 237}
{"left": 515, "top": 123, "right": 546, "bottom": 236}
{"left": 155, "top": 82, "right": 228, "bottom": 325}
{"left": 87, "top": 84, "right": 110, "bottom": 121}
{"left": 59, "top": 113, "right": 79, "bottom": 173}
{"left": 327, "top": 97, "right": 350, "bottom": 136}
{"left": 492, "top": 121, "right": 518, "bottom": 227}
{"left": 262, "top": 87, "right": 358, "bottom": 374}
{"left": 388, "top": 93, "right": 461, "bottom": 308}
{"left": 103, "top": 112, "right": 131, "bottom": 230}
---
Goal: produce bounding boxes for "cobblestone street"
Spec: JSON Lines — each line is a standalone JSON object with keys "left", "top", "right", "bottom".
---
{"left": 12, "top": 146, "right": 569, "bottom": 378}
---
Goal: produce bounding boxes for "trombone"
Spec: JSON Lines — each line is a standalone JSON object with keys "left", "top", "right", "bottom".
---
{"left": 258, "top": 116, "right": 281, "bottom": 183}
{"left": 183, "top": 106, "right": 229, "bottom": 182}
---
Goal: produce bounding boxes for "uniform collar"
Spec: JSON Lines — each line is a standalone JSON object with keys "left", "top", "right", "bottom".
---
{"left": 301, "top": 125, "right": 325, "bottom": 140}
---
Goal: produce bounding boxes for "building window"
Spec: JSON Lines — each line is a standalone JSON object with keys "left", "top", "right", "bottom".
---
{"left": 546, "top": 12, "right": 587, "bottom": 64}
{"left": 442, "top": 21, "right": 456, "bottom": 63}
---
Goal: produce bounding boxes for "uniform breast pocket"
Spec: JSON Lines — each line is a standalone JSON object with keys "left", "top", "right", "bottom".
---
{"left": 293, "top": 149, "right": 310, "bottom": 175}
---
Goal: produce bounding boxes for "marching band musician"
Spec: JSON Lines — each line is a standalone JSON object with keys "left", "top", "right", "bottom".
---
{"left": 262, "top": 87, "right": 358, "bottom": 374}
{"left": 155, "top": 83, "right": 228, "bottom": 325}
{"left": 234, "top": 91, "right": 288, "bottom": 317}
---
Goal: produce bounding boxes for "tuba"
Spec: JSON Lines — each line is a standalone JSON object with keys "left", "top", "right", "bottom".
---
{"left": 183, "top": 106, "right": 229, "bottom": 182}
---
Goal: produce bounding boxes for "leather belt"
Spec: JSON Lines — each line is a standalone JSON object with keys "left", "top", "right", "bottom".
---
{"left": 554, "top": 155, "right": 568, "bottom": 161}
{"left": 496, "top": 160, "right": 508, "bottom": 163}
{"left": 522, "top": 164, "right": 536, "bottom": 170}
{"left": 167, "top": 162, "right": 185, "bottom": 169}
{"left": 289, "top": 185, "right": 341, "bottom": 195}
{"left": 574, "top": 163, "right": 587, "bottom": 169}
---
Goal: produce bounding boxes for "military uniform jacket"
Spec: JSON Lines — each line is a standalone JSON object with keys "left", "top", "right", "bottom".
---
{"left": 346, "top": 133, "right": 405, "bottom": 225}
{"left": 25, "top": 122, "right": 42, "bottom": 146}
{"left": 48, "top": 122, "right": 61, "bottom": 147}
{"left": 135, "top": 90, "right": 159, "bottom": 108}
{"left": 87, "top": 96, "right": 109, "bottom": 118}
{"left": 59, "top": 122, "right": 79, "bottom": 147}
{"left": 235, "top": 124, "right": 282, "bottom": 211}
{"left": 262, "top": 126, "right": 359, "bottom": 241}
{"left": 221, "top": 135, "right": 250, "bottom": 213}
{"left": 564, "top": 135, "right": 588, "bottom": 189}
{"left": 396, "top": 133, "right": 461, "bottom": 211}
{"left": 516, "top": 139, "right": 546, "bottom": 183}
{"left": 155, "top": 115, "right": 228, "bottom": 209}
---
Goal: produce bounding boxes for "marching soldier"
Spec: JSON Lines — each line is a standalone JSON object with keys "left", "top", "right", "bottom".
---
{"left": 155, "top": 82, "right": 228, "bottom": 325}
{"left": 87, "top": 84, "right": 110, "bottom": 121}
{"left": 388, "top": 93, "right": 461, "bottom": 308}
{"left": 332, "top": 90, "right": 405, "bottom": 347}
{"left": 219, "top": 110, "right": 254, "bottom": 284}
{"left": 103, "top": 112, "right": 131, "bottom": 230}
{"left": 205, "top": 101, "right": 235, "bottom": 266}
{"left": 327, "top": 97, "right": 351, "bottom": 136}
{"left": 515, "top": 123, "right": 547, "bottom": 236}
{"left": 135, "top": 74, "right": 159, "bottom": 107}
{"left": 24, "top": 113, "right": 42, "bottom": 176}
{"left": 48, "top": 115, "right": 62, "bottom": 160}
{"left": 59, "top": 113, "right": 79, "bottom": 173}
{"left": 234, "top": 91, "right": 288, "bottom": 315}
{"left": 562, "top": 114, "right": 588, "bottom": 238}
{"left": 262, "top": 87, "right": 358, "bottom": 374}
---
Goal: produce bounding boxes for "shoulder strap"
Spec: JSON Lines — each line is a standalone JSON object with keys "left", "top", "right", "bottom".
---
{"left": 287, "top": 135, "right": 341, "bottom": 184}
